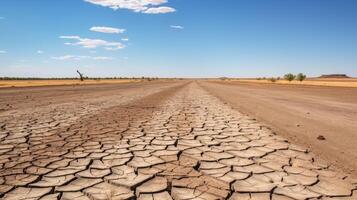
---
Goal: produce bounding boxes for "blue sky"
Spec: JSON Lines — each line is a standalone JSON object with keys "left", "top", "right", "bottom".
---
{"left": 0, "top": 0, "right": 357, "bottom": 78}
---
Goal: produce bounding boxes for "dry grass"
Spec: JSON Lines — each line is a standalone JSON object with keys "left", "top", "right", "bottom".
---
{"left": 0, "top": 79, "right": 141, "bottom": 88}
{"left": 227, "top": 78, "right": 357, "bottom": 88}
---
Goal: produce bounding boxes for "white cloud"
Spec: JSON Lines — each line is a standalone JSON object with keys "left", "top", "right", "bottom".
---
{"left": 37, "top": 50, "right": 44, "bottom": 54}
{"left": 143, "top": 6, "right": 175, "bottom": 14}
{"left": 0, "top": 50, "right": 6, "bottom": 54}
{"left": 121, "top": 38, "right": 129, "bottom": 41}
{"left": 52, "top": 55, "right": 113, "bottom": 60}
{"left": 92, "top": 56, "right": 113, "bottom": 60}
{"left": 85, "top": 0, "right": 175, "bottom": 14}
{"left": 90, "top": 26, "right": 125, "bottom": 34}
{"left": 60, "top": 35, "right": 125, "bottom": 50}
{"left": 170, "top": 25, "right": 184, "bottom": 30}
{"left": 52, "top": 55, "right": 82, "bottom": 60}
{"left": 60, "top": 35, "right": 81, "bottom": 39}
{"left": 104, "top": 46, "right": 124, "bottom": 51}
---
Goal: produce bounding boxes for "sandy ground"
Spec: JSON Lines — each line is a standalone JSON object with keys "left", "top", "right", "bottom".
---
{"left": 0, "top": 81, "right": 178, "bottom": 113}
{"left": 201, "top": 81, "right": 357, "bottom": 177}
{"left": 0, "top": 81, "right": 356, "bottom": 199}
{"left": 226, "top": 78, "right": 357, "bottom": 88}
{"left": 0, "top": 79, "right": 141, "bottom": 88}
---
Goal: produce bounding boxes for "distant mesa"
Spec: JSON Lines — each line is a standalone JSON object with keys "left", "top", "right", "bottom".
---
{"left": 319, "top": 74, "right": 350, "bottom": 78}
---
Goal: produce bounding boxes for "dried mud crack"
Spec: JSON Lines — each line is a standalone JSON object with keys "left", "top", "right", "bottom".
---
{"left": 0, "top": 82, "right": 356, "bottom": 200}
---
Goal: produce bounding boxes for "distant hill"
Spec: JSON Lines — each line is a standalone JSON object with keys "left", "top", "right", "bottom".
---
{"left": 319, "top": 74, "right": 350, "bottom": 78}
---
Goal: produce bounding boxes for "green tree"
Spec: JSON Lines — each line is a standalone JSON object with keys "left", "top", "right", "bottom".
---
{"left": 284, "top": 73, "right": 295, "bottom": 82}
{"left": 296, "top": 73, "right": 307, "bottom": 82}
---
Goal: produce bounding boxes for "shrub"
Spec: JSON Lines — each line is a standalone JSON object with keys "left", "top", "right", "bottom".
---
{"left": 219, "top": 77, "right": 228, "bottom": 80}
{"left": 284, "top": 73, "right": 295, "bottom": 82}
{"left": 269, "top": 77, "right": 276, "bottom": 82}
{"left": 296, "top": 73, "right": 307, "bottom": 82}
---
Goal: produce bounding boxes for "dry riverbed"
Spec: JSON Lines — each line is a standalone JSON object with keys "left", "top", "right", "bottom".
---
{"left": 0, "top": 81, "right": 356, "bottom": 199}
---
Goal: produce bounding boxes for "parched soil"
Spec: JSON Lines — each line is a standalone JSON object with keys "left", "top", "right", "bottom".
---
{"left": 0, "top": 79, "right": 140, "bottom": 88}
{"left": 0, "top": 81, "right": 356, "bottom": 199}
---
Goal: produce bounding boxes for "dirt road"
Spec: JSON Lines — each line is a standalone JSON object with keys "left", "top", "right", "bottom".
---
{"left": 0, "top": 81, "right": 356, "bottom": 199}
{"left": 201, "top": 81, "right": 357, "bottom": 178}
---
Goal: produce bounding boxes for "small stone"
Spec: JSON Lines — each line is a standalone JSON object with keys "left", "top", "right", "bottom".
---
{"left": 317, "top": 135, "right": 326, "bottom": 140}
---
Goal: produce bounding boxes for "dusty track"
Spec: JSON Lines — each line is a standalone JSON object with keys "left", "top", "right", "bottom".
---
{"left": 0, "top": 81, "right": 356, "bottom": 199}
{"left": 200, "top": 81, "right": 357, "bottom": 177}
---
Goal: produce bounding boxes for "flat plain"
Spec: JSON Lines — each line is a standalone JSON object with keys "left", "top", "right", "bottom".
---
{"left": 227, "top": 78, "right": 357, "bottom": 88}
{"left": 201, "top": 80, "right": 357, "bottom": 177}
{"left": 0, "top": 80, "right": 356, "bottom": 199}
{"left": 0, "top": 79, "right": 141, "bottom": 88}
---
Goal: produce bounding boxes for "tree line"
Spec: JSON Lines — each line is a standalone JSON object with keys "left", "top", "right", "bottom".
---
{"left": 257, "top": 73, "right": 307, "bottom": 82}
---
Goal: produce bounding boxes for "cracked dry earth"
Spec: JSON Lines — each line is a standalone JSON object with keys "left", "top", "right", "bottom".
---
{"left": 0, "top": 82, "right": 356, "bottom": 200}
